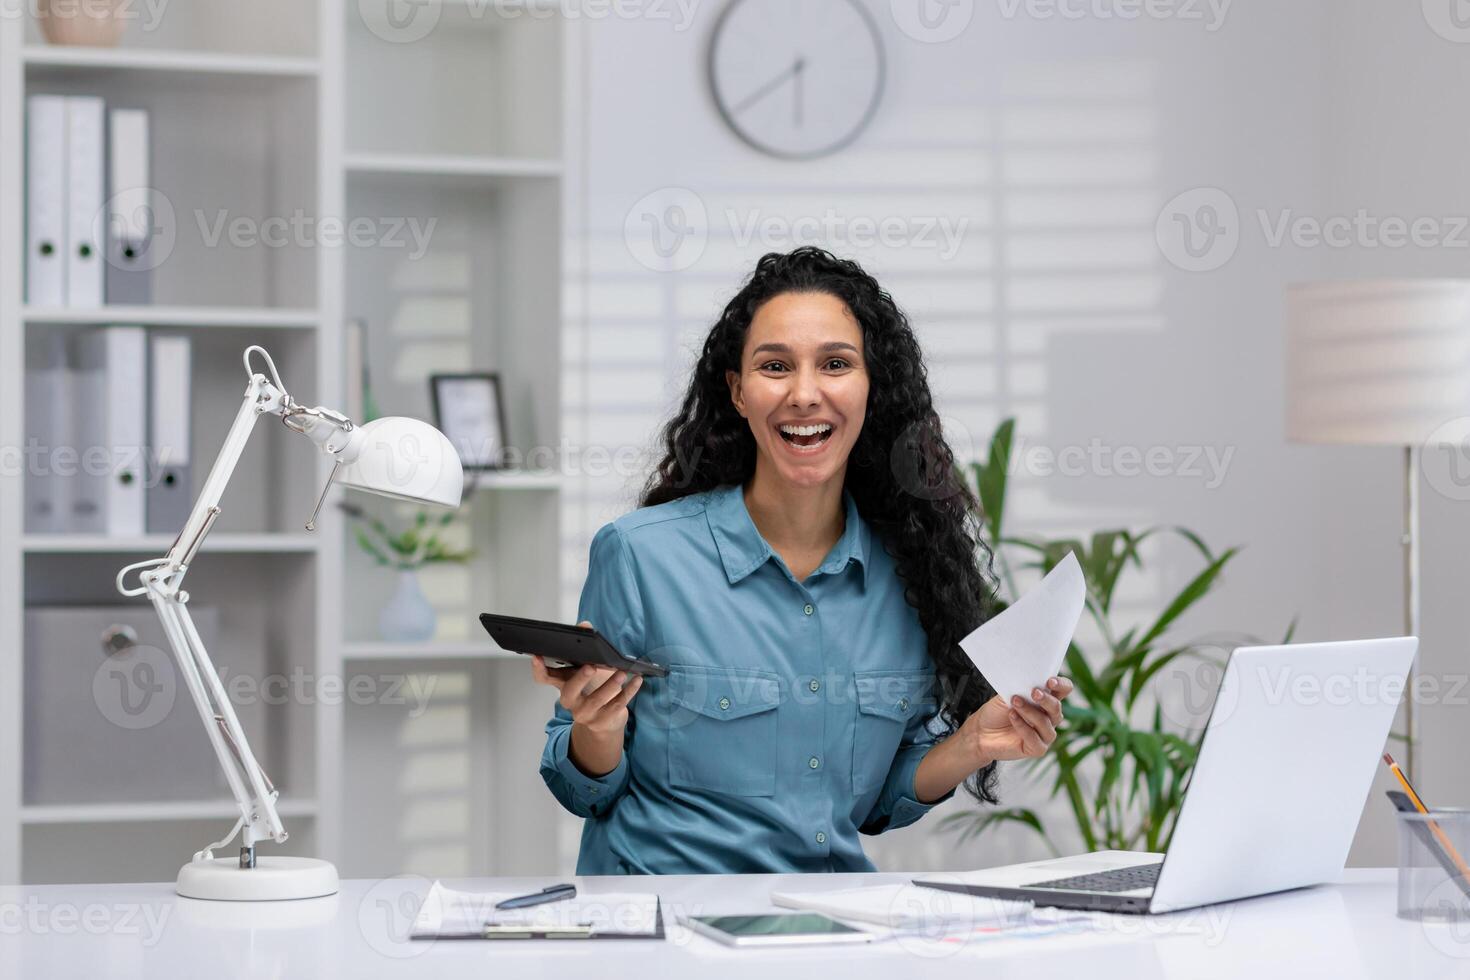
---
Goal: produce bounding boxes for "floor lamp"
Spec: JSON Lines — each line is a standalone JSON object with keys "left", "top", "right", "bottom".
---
{"left": 1286, "top": 279, "right": 1470, "bottom": 780}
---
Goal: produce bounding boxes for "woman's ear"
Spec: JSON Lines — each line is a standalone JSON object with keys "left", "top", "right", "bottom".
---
{"left": 726, "top": 369, "right": 744, "bottom": 417}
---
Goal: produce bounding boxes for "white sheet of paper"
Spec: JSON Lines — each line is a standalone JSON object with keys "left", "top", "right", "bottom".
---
{"left": 960, "top": 551, "right": 1085, "bottom": 703}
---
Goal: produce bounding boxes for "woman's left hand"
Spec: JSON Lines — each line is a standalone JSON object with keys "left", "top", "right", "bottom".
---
{"left": 962, "top": 676, "right": 1075, "bottom": 764}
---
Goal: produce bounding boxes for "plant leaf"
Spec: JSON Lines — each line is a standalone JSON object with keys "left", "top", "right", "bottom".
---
{"left": 1132, "top": 548, "right": 1239, "bottom": 653}
{"left": 975, "top": 418, "right": 1014, "bottom": 543}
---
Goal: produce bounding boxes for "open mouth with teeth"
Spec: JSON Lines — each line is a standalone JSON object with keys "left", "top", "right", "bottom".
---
{"left": 778, "top": 422, "right": 834, "bottom": 450}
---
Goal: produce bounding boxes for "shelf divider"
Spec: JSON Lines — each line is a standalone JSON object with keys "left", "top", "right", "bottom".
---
{"left": 22, "top": 45, "right": 320, "bottom": 79}
{"left": 24, "top": 305, "right": 321, "bottom": 330}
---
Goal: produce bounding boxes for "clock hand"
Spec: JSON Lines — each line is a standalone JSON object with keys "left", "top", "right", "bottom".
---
{"left": 731, "top": 57, "right": 803, "bottom": 116}
{"left": 793, "top": 56, "right": 805, "bottom": 127}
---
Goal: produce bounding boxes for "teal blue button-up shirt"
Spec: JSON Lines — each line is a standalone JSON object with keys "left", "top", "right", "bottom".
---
{"left": 540, "top": 481, "right": 955, "bottom": 875}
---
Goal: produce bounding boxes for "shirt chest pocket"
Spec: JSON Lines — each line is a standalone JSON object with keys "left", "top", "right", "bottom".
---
{"left": 666, "top": 666, "right": 781, "bottom": 798}
{"left": 852, "top": 669, "right": 933, "bottom": 795}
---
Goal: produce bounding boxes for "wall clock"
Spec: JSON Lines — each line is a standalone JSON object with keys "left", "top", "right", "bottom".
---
{"left": 707, "top": 0, "right": 886, "bottom": 160}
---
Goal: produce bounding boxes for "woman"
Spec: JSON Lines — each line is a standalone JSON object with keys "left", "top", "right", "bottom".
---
{"left": 533, "top": 246, "right": 1072, "bottom": 875}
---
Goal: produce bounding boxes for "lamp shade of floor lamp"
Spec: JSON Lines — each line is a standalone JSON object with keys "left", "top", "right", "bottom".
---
{"left": 1286, "top": 279, "right": 1470, "bottom": 779}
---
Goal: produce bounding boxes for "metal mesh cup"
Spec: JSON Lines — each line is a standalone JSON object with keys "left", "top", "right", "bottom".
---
{"left": 1397, "top": 808, "right": 1470, "bottom": 922}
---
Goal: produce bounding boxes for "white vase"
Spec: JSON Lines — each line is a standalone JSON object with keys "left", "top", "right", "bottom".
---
{"left": 379, "top": 569, "right": 435, "bottom": 643}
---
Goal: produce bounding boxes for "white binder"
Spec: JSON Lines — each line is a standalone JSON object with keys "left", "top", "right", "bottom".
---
{"left": 107, "top": 108, "right": 152, "bottom": 304}
{"left": 74, "top": 326, "right": 148, "bottom": 536}
{"left": 147, "top": 334, "right": 193, "bottom": 533}
{"left": 24, "top": 332, "right": 74, "bottom": 533}
{"left": 25, "top": 95, "right": 67, "bottom": 307}
{"left": 65, "top": 96, "right": 105, "bottom": 308}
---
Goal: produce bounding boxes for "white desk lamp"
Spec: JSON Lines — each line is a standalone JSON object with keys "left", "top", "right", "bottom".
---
{"left": 1286, "top": 279, "right": 1470, "bottom": 780}
{"left": 116, "top": 345, "right": 463, "bottom": 901}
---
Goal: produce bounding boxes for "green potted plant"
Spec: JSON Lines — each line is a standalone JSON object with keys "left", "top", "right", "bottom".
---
{"left": 943, "top": 419, "right": 1293, "bottom": 854}
{"left": 343, "top": 502, "right": 472, "bottom": 643}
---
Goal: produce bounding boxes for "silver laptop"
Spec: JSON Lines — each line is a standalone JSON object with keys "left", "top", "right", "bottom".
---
{"left": 915, "top": 637, "right": 1417, "bottom": 914}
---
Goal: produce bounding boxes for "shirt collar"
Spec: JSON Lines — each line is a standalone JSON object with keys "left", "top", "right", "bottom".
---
{"left": 707, "top": 482, "right": 870, "bottom": 588}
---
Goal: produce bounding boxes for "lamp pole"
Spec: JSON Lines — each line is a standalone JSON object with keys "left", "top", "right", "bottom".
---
{"left": 1402, "top": 445, "right": 1420, "bottom": 779}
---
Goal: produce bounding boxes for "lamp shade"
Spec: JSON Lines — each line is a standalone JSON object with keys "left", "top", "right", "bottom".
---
{"left": 336, "top": 416, "right": 463, "bottom": 507}
{"left": 1286, "top": 280, "right": 1470, "bottom": 445}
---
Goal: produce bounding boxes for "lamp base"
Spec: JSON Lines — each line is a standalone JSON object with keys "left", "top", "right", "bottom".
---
{"left": 176, "top": 856, "right": 339, "bottom": 901}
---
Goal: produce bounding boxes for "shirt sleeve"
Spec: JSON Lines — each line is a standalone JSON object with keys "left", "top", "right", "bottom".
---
{"left": 858, "top": 691, "right": 958, "bottom": 835}
{"left": 538, "top": 522, "right": 645, "bottom": 819}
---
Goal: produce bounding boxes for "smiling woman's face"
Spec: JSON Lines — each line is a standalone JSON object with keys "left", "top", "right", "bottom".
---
{"left": 725, "top": 291, "right": 869, "bottom": 491}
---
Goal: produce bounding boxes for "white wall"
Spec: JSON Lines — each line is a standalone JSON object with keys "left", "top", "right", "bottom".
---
{"left": 558, "top": 1, "right": 1461, "bottom": 872}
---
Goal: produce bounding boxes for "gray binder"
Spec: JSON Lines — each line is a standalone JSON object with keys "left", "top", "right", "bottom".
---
{"left": 146, "top": 334, "right": 192, "bottom": 533}
{"left": 24, "top": 332, "right": 72, "bottom": 533}
{"left": 105, "top": 108, "right": 152, "bottom": 305}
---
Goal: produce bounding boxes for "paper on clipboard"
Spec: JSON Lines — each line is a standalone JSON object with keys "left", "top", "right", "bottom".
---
{"left": 960, "top": 551, "right": 1085, "bottom": 703}
{"left": 411, "top": 881, "right": 661, "bottom": 939}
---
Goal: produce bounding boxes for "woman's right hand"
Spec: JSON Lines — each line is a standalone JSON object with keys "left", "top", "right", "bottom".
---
{"left": 530, "top": 621, "right": 642, "bottom": 776}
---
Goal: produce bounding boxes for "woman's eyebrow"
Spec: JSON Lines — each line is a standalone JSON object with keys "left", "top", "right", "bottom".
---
{"left": 751, "top": 341, "right": 861, "bottom": 356}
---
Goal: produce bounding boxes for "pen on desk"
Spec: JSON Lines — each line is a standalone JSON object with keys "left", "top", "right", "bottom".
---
{"left": 1382, "top": 753, "right": 1470, "bottom": 877}
{"left": 495, "top": 883, "right": 577, "bottom": 910}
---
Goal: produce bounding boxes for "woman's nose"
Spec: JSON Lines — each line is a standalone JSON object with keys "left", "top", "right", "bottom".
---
{"left": 788, "top": 367, "right": 821, "bottom": 407}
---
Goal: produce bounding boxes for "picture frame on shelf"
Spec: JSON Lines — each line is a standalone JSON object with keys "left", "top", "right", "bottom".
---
{"left": 430, "top": 372, "right": 508, "bottom": 471}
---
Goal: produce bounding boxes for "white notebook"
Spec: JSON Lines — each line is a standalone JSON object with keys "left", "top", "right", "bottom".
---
{"left": 771, "top": 883, "right": 1034, "bottom": 929}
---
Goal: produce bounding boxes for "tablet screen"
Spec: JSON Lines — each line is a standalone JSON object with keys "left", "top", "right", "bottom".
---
{"left": 691, "top": 913, "right": 864, "bottom": 937}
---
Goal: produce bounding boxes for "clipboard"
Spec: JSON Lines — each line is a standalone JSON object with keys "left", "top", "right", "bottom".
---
{"left": 410, "top": 883, "right": 666, "bottom": 941}
{"left": 441, "top": 901, "right": 666, "bottom": 941}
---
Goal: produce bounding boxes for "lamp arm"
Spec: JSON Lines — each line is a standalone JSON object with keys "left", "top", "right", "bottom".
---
{"left": 148, "top": 580, "right": 284, "bottom": 856}
{"left": 116, "top": 367, "right": 295, "bottom": 864}
{"left": 162, "top": 371, "right": 288, "bottom": 573}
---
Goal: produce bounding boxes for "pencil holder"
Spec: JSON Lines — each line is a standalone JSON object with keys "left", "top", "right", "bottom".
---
{"left": 1397, "top": 808, "right": 1470, "bottom": 921}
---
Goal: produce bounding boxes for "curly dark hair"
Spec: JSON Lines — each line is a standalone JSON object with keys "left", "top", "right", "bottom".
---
{"left": 639, "top": 246, "right": 1001, "bottom": 804}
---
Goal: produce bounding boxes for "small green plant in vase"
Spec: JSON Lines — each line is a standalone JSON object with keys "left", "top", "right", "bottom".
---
{"left": 343, "top": 502, "right": 472, "bottom": 643}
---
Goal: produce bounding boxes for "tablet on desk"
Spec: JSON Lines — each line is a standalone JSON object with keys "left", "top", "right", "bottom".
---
{"left": 686, "top": 913, "right": 873, "bottom": 947}
{"left": 479, "top": 613, "right": 669, "bottom": 678}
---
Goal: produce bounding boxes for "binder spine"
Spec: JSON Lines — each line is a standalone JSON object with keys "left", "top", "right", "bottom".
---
{"left": 147, "top": 334, "right": 193, "bottom": 534}
{"left": 107, "top": 108, "right": 153, "bottom": 305}
{"left": 65, "top": 96, "right": 105, "bottom": 308}
{"left": 25, "top": 95, "right": 67, "bottom": 307}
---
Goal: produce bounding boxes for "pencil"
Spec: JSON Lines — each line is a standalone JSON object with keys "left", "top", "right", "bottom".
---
{"left": 1383, "top": 753, "right": 1470, "bottom": 878}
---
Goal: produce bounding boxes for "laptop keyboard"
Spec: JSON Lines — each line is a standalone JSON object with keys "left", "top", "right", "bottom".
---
{"left": 1027, "top": 862, "right": 1163, "bottom": 893}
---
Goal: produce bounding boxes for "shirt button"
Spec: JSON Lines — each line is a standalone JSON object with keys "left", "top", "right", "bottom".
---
{"left": 815, "top": 832, "right": 827, "bottom": 845}
{"left": 808, "top": 756, "right": 820, "bottom": 769}
{"left": 718, "top": 697, "right": 730, "bottom": 710}
{"left": 803, "top": 603, "right": 814, "bottom": 616}
{"left": 809, "top": 679, "right": 820, "bottom": 693}
{"left": 899, "top": 697, "right": 910, "bottom": 711}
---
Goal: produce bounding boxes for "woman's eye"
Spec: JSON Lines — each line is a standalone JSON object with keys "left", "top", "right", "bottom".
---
{"left": 759, "top": 361, "right": 788, "bottom": 372}
{"left": 825, "top": 358, "right": 850, "bottom": 370}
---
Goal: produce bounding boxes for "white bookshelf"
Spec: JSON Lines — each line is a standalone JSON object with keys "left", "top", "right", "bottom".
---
{"left": 0, "top": 0, "right": 575, "bottom": 884}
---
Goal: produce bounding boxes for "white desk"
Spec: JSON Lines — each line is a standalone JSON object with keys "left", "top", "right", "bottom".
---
{"left": 1, "top": 869, "right": 1465, "bottom": 979}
